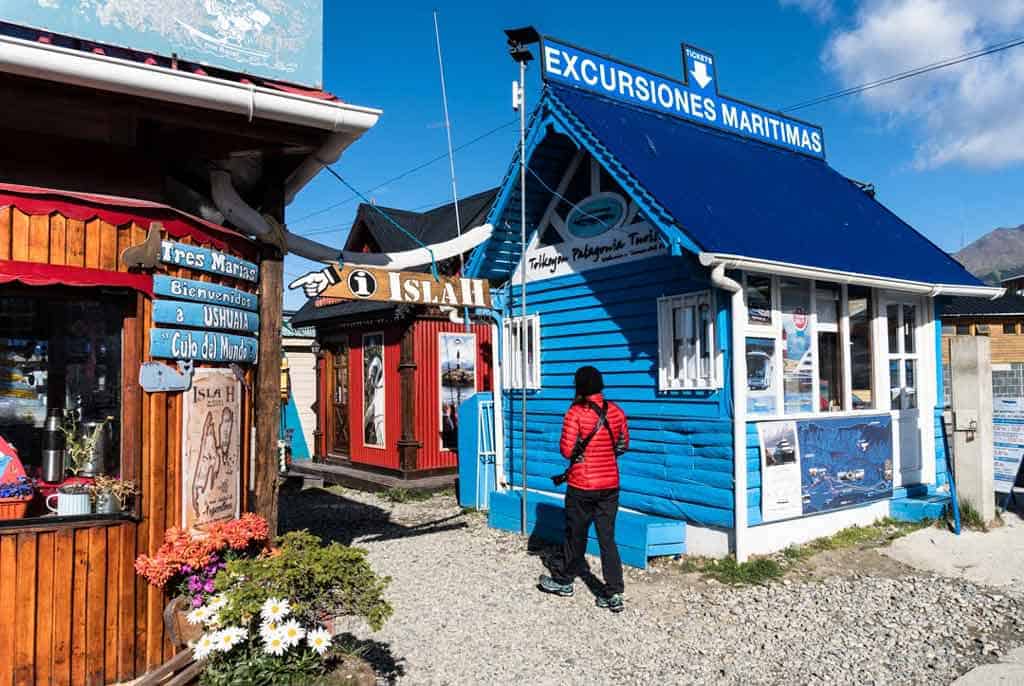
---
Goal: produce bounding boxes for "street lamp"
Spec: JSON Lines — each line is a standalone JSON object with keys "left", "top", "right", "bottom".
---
{"left": 504, "top": 25, "right": 539, "bottom": 535}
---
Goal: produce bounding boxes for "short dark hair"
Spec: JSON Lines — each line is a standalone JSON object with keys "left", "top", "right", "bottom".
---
{"left": 574, "top": 365, "right": 604, "bottom": 398}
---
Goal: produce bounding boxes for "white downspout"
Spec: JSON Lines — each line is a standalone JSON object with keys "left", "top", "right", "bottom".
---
{"left": 709, "top": 262, "right": 749, "bottom": 563}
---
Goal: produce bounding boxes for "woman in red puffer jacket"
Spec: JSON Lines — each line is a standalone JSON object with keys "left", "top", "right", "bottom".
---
{"left": 538, "top": 366, "right": 630, "bottom": 612}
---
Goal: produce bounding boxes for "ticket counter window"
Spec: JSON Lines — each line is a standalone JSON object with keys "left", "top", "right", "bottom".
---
{"left": 0, "top": 289, "right": 124, "bottom": 481}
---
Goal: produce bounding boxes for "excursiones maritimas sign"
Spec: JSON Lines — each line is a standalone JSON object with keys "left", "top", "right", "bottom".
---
{"left": 541, "top": 38, "right": 825, "bottom": 159}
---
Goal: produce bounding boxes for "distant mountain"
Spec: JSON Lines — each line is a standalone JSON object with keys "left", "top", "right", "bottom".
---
{"left": 953, "top": 224, "right": 1024, "bottom": 284}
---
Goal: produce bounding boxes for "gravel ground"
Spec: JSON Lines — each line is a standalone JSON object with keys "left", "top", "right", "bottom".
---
{"left": 279, "top": 485, "right": 1024, "bottom": 686}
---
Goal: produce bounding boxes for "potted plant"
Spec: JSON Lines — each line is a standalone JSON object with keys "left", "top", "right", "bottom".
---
{"left": 0, "top": 475, "right": 34, "bottom": 520}
{"left": 89, "top": 474, "right": 138, "bottom": 514}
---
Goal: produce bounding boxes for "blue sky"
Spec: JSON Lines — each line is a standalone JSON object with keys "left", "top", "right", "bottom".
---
{"left": 283, "top": 0, "right": 1024, "bottom": 309}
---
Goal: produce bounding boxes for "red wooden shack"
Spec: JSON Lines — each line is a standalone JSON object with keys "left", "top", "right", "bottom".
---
{"left": 290, "top": 190, "right": 497, "bottom": 486}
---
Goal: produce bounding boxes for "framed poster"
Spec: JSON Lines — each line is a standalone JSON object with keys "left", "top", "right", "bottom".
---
{"left": 439, "top": 333, "right": 477, "bottom": 451}
{"left": 362, "top": 333, "right": 385, "bottom": 448}
{"left": 182, "top": 368, "right": 241, "bottom": 535}
{"left": 746, "top": 338, "right": 777, "bottom": 416}
{"left": 758, "top": 420, "right": 803, "bottom": 522}
{"left": 993, "top": 398, "right": 1024, "bottom": 494}
{"left": 797, "top": 415, "right": 893, "bottom": 513}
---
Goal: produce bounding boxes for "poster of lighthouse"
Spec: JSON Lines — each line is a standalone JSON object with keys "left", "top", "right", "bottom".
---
{"left": 439, "top": 333, "right": 476, "bottom": 451}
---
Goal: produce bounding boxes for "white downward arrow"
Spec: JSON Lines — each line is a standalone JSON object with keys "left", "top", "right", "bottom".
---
{"left": 691, "top": 61, "right": 713, "bottom": 89}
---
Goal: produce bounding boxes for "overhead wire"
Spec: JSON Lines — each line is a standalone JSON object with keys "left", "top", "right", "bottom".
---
{"left": 783, "top": 35, "right": 1024, "bottom": 112}
{"left": 288, "top": 118, "right": 517, "bottom": 227}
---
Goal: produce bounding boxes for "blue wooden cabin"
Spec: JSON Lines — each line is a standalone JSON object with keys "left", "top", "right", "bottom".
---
{"left": 459, "top": 37, "right": 1001, "bottom": 565}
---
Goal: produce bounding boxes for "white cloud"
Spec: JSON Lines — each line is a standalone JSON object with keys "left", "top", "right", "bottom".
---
{"left": 822, "top": 0, "right": 1024, "bottom": 169}
{"left": 780, "top": 0, "right": 836, "bottom": 22}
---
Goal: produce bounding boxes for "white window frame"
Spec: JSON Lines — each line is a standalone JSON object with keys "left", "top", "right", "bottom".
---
{"left": 658, "top": 290, "right": 722, "bottom": 391}
{"left": 502, "top": 314, "right": 541, "bottom": 390}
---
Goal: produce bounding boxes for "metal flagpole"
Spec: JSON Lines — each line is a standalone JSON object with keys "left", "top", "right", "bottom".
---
{"left": 518, "top": 58, "right": 528, "bottom": 535}
{"left": 432, "top": 10, "right": 463, "bottom": 272}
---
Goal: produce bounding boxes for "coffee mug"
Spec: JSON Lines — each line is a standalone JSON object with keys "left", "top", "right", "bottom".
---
{"left": 46, "top": 492, "right": 91, "bottom": 517}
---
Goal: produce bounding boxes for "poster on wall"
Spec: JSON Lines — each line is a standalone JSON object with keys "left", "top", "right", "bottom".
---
{"left": 781, "top": 285, "right": 813, "bottom": 414}
{"left": 797, "top": 415, "right": 893, "bottom": 514}
{"left": 182, "top": 368, "right": 241, "bottom": 535}
{"left": 439, "top": 333, "right": 477, "bottom": 451}
{"left": 993, "top": 399, "right": 1024, "bottom": 494}
{"left": 758, "top": 421, "right": 803, "bottom": 521}
{"left": 746, "top": 338, "right": 777, "bottom": 416}
{"left": 362, "top": 333, "right": 385, "bottom": 448}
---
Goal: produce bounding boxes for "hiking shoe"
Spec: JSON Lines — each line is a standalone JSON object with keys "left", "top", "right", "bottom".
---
{"left": 538, "top": 575, "right": 574, "bottom": 597}
{"left": 596, "top": 593, "right": 625, "bottom": 613}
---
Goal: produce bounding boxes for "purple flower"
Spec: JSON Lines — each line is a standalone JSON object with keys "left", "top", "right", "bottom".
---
{"left": 191, "top": 595, "right": 204, "bottom": 608}
{"left": 187, "top": 576, "right": 202, "bottom": 593}
{"left": 181, "top": 565, "right": 192, "bottom": 574}
{"left": 203, "top": 579, "right": 215, "bottom": 593}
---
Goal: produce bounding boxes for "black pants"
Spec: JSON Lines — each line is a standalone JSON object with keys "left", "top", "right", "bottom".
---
{"left": 551, "top": 486, "right": 624, "bottom": 595}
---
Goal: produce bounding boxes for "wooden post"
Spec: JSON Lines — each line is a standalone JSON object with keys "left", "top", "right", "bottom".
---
{"left": 397, "top": 324, "right": 421, "bottom": 472}
{"left": 254, "top": 245, "right": 283, "bottom": 533}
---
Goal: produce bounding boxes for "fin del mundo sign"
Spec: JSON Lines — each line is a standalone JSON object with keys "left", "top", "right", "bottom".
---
{"left": 0, "top": 0, "right": 324, "bottom": 87}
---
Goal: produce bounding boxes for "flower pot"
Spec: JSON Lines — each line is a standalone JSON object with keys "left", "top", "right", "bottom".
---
{"left": 46, "top": 491, "right": 91, "bottom": 517}
{"left": 93, "top": 490, "right": 122, "bottom": 514}
{"left": 0, "top": 496, "right": 31, "bottom": 520}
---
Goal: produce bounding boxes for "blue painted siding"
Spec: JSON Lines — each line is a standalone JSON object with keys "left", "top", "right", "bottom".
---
{"left": 502, "top": 254, "right": 737, "bottom": 528}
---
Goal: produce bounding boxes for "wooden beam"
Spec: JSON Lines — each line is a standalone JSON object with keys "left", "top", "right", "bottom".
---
{"left": 397, "top": 323, "right": 421, "bottom": 472}
{"left": 254, "top": 244, "right": 283, "bottom": 534}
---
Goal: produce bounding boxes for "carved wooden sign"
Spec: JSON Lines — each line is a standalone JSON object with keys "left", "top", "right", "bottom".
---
{"left": 288, "top": 263, "right": 491, "bottom": 309}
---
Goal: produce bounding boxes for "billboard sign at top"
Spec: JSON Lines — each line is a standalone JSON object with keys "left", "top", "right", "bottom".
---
{"left": 0, "top": 0, "right": 323, "bottom": 87}
{"left": 541, "top": 38, "right": 825, "bottom": 160}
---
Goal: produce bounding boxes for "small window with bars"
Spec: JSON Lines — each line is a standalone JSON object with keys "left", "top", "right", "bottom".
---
{"left": 658, "top": 291, "right": 720, "bottom": 390}
{"left": 502, "top": 314, "right": 541, "bottom": 389}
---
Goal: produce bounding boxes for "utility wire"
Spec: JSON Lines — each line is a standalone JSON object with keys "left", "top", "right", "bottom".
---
{"left": 784, "top": 36, "right": 1024, "bottom": 112}
{"left": 289, "top": 118, "right": 517, "bottom": 227}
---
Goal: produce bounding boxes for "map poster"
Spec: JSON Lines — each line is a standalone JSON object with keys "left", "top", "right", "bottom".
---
{"left": 797, "top": 415, "right": 893, "bottom": 515}
{"left": 993, "top": 398, "right": 1024, "bottom": 494}
{"left": 362, "top": 333, "right": 385, "bottom": 448}
{"left": 758, "top": 421, "right": 803, "bottom": 522}
{"left": 439, "top": 333, "right": 476, "bottom": 452}
{"left": 182, "top": 368, "right": 241, "bottom": 536}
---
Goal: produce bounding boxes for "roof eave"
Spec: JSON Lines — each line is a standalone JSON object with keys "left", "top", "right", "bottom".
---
{"left": 698, "top": 252, "right": 1005, "bottom": 299}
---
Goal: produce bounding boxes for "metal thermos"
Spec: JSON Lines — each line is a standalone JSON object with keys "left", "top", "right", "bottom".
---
{"left": 76, "top": 419, "right": 110, "bottom": 477}
{"left": 42, "top": 408, "right": 65, "bottom": 483}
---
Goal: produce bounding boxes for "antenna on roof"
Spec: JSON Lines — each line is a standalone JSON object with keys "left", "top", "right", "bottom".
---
{"left": 433, "top": 9, "right": 463, "bottom": 272}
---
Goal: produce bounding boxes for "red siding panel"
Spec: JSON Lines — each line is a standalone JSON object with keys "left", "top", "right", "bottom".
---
{"left": 413, "top": 320, "right": 493, "bottom": 471}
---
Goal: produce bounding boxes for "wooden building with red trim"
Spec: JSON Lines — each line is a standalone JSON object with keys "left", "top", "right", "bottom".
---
{"left": 290, "top": 190, "right": 498, "bottom": 486}
{"left": 0, "top": 18, "right": 378, "bottom": 685}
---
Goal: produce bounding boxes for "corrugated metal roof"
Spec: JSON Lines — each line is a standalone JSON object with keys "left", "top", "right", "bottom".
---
{"left": 353, "top": 188, "right": 498, "bottom": 254}
{"left": 289, "top": 297, "right": 396, "bottom": 328}
{"left": 942, "top": 294, "right": 1024, "bottom": 317}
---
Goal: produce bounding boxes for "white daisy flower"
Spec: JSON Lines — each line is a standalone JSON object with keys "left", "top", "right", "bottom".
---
{"left": 214, "top": 626, "right": 247, "bottom": 652}
{"left": 306, "top": 627, "right": 332, "bottom": 656}
{"left": 260, "top": 597, "right": 290, "bottom": 623}
{"left": 192, "top": 632, "right": 218, "bottom": 661}
{"left": 279, "top": 619, "right": 305, "bottom": 647}
{"left": 186, "top": 606, "right": 211, "bottom": 625}
{"left": 204, "top": 612, "right": 221, "bottom": 628}
{"left": 259, "top": 620, "right": 280, "bottom": 640}
{"left": 206, "top": 594, "right": 228, "bottom": 611}
{"left": 263, "top": 631, "right": 287, "bottom": 656}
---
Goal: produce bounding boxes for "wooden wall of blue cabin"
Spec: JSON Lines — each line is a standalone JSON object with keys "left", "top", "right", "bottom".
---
{"left": 500, "top": 253, "right": 739, "bottom": 529}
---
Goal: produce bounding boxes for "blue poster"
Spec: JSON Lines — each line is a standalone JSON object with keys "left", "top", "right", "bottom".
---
{"left": 160, "top": 241, "right": 259, "bottom": 283}
{"left": 150, "top": 328, "right": 257, "bottom": 364}
{"left": 153, "top": 300, "right": 259, "bottom": 334}
{"left": 797, "top": 415, "right": 894, "bottom": 514}
{"left": 154, "top": 276, "right": 257, "bottom": 312}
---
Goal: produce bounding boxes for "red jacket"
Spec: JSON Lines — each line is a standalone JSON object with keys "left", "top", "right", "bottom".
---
{"left": 559, "top": 393, "right": 629, "bottom": 490}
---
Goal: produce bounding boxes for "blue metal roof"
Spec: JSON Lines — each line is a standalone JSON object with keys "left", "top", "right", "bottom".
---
{"left": 547, "top": 85, "right": 983, "bottom": 287}
{"left": 469, "top": 84, "right": 985, "bottom": 290}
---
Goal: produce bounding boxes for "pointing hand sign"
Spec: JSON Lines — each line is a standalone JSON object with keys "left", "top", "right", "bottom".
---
{"left": 288, "top": 266, "right": 340, "bottom": 298}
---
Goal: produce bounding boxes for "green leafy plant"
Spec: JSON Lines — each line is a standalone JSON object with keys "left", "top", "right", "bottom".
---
{"left": 196, "top": 531, "right": 392, "bottom": 686}
{"left": 381, "top": 487, "right": 432, "bottom": 504}
{"left": 89, "top": 474, "right": 139, "bottom": 509}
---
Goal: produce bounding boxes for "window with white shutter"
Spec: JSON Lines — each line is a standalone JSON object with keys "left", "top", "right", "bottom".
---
{"left": 658, "top": 291, "right": 720, "bottom": 390}
{"left": 502, "top": 314, "right": 541, "bottom": 389}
